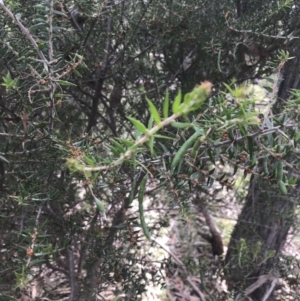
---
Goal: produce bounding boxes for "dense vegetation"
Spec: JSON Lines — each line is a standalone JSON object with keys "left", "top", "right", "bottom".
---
{"left": 1, "top": 0, "right": 300, "bottom": 300}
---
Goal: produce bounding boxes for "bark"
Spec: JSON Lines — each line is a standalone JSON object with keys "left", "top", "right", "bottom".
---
{"left": 225, "top": 175, "right": 298, "bottom": 300}
{"left": 224, "top": 40, "right": 300, "bottom": 300}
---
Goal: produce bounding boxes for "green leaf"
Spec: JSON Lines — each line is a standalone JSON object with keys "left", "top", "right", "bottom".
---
{"left": 163, "top": 89, "right": 169, "bottom": 119}
{"left": 288, "top": 177, "right": 297, "bottom": 185}
{"left": 0, "top": 156, "right": 9, "bottom": 163}
{"left": 92, "top": 171, "right": 101, "bottom": 183}
{"left": 112, "top": 139, "right": 126, "bottom": 153}
{"left": 148, "top": 135, "right": 155, "bottom": 156}
{"left": 73, "top": 69, "right": 82, "bottom": 78}
{"left": 54, "top": 93, "right": 67, "bottom": 98}
{"left": 264, "top": 116, "right": 273, "bottom": 129}
{"left": 171, "top": 131, "right": 201, "bottom": 168}
{"left": 53, "top": 10, "right": 67, "bottom": 16}
{"left": 233, "top": 165, "right": 238, "bottom": 176}
{"left": 84, "top": 155, "right": 95, "bottom": 167}
{"left": 158, "top": 142, "right": 170, "bottom": 154}
{"left": 219, "top": 173, "right": 226, "bottom": 181}
{"left": 223, "top": 83, "right": 234, "bottom": 95}
{"left": 267, "top": 132, "right": 274, "bottom": 147}
{"left": 127, "top": 117, "right": 147, "bottom": 133}
{"left": 94, "top": 196, "right": 106, "bottom": 218}
{"left": 172, "top": 90, "right": 182, "bottom": 114}
{"left": 109, "top": 145, "right": 121, "bottom": 157}
{"left": 278, "top": 180, "right": 287, "bottom": 195}
{"left": 2, "top": 72, "right": 13, "bottom": 85}
{"left": 147, "top": 115, "right": 154, "bottom": 130}
{"left": 264, "top": 86, "right": 273, "bottom": 93}
{"left": 57, "top": 80, "right": 77, "bottom": 87}
{"left": 251, "top": 153, "right": 257, "bottom": 165}
{"left": 138, "top": 175, "right": 151, "bottom": 240}
{"left": 190, "top": 136, "right": 202, "bottom": 158}
{"left": 147, "top": 99, "right": 161, "bottom": 125}
{"left": 207, "top": 177, "right": 214, "bottom": 188}
{"left": 38, "top": 42, "right": 46, "bottom": 50}
{"left": 263, "top": 157, "right": 269, "bottom": 174}
{"left": 276, "top": 161, "right": 283, "bottom": 181}
{"left": 184, "top": 91, "right": 192, "bottom": 104}
{"left": 239, "top": 125, "right": 247, "bottom": 136}
{"left": 116, "top": 138, "right": 135, "bottom": 147}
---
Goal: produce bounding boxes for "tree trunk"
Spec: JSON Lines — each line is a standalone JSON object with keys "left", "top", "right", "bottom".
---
{"left": 224, "top": 41, "right": 300, "bottom": 300}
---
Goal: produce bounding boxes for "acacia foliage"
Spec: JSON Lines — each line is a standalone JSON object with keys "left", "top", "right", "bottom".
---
{"left": 0, "top": 0, "right": 300, "bottom": 300}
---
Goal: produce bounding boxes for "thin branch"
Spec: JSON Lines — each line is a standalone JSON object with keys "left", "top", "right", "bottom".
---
{"left": 0, "top": 2, "right": 49, "bottom": 64}
{"left": 87, "top": 7, "right": 114, "bottom": 133}
{"left": 0, "top": 147, "right": 46, "bottom": 156}
{"left": 227, "top": 22, "right": 300, "bottom": 41}
{"left": 0, "top": 132, "right": 24, "bottom": 138}
{"left": 68, "top": 247, "right": 77, "bottom": 301}
{"left": 239, "top": 273, "right": 279, "bottom": 300}
{"left": 152, "top": 238, "right": 187, "bottom": 272}
{"left": 254, "top": 139, "right": 295, "bottom": 170}
{"left": 48, "top": 0, "right": 54, "bottom": 62}
{"left": 261, "top": 278, "right": 278, "bottom": 301}
{"left": 186, "top": 277, "right": 207, "bottom": 301}
{"left": 146, "top": 123, "right": 298, "bottom": 164}
{"left": 152, "top": 238, "right": 207, "bottom": 301}
{"left": 80, "top": 122, "right": 297, "bottom": 172}
{"left": 26, "top": 206, "right": 42, "bottom": 267}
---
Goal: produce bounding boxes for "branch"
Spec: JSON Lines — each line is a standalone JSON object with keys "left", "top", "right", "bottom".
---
{"left": 0, "top": 1, "right": 49, "bottom": 64}
{"left": 227, "top": 22, "right": 300, "bottom": 41}
{"left": 87, "top": 11, "right": 113, "bottom": 133}
{"left": 240, "top": 273, "right": 278, "bottom": 298}
{"left": 132, "top": 123, "right": 297, "bottom": 168}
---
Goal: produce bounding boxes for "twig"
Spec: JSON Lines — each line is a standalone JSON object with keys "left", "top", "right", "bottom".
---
{"left": 152, "top": 238, "right": 187, "bottom": 272}
{"left": 68, "top": 247, "right": 77, "bottom": 301}
{"left": 152, "top": 238, "right": 207, "bottom": 301}
{"left": 262, "top": 278, "right": 278, "bottom": 301}
{"left": 187, "top": 277, "right": 207, "bottom": 301}
{"left": 254, "top": 139, "right": 295, "bottom": 170}
{"left": 237, "top": 273, "right": 278, "bottom": 301}
{"left": 26, "top": 206, "right": 42, "bottom": 267}
{"left": 48, "top": 0, "right": 54, "bottom": 62}
{"left": 243, "top": 274, "right": 274, "bottom": 296}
